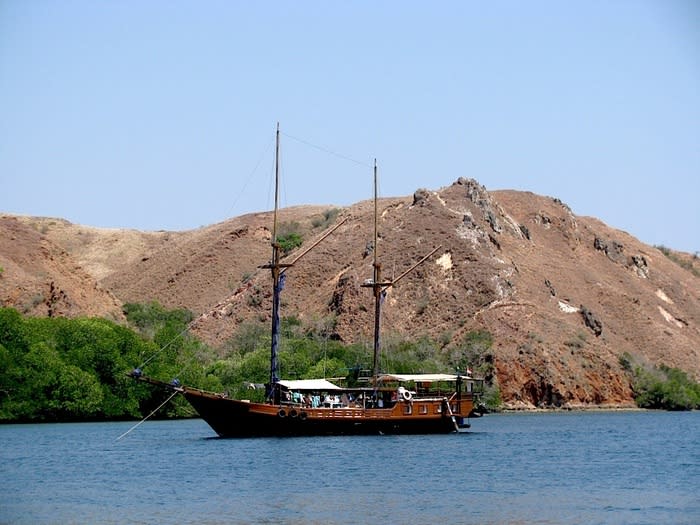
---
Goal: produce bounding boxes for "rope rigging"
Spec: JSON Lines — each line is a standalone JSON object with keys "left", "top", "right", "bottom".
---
{"left": 224, "top": 134, "right": 275, "bottom": 220}
{"left": 133, "top": 126, "right": 367, "bottom": 379}
{"left": 115, "top": 390, "right": 179, "bottom": 441}
{"left": 281, "top": 130, "right": 373, "bottom": 169}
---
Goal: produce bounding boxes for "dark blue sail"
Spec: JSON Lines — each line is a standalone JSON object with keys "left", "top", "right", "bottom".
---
{"left": 269, "top": 270, "right": 286, "bottom": 389}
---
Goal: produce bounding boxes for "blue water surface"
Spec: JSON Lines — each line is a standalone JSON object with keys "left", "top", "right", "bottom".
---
{"left": 1, "top": 411, "right": 698, "bottom": 524}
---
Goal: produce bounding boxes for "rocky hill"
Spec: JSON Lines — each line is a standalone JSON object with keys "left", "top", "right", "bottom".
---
{"left": 2, "top": 178, "right": 698, "bottom": 409}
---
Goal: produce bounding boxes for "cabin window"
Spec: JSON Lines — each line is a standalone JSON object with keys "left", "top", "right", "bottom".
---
{"left": 435, "top": 405, "right": 442, "bottom": 414}
{"left": 403, "top": 405, "right": 412, "bottom": 415}
{"left": 419, "top": 405, "right": 428, "bottom": 414}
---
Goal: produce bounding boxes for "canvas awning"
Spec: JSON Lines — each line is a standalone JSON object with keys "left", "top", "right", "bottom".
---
{"left": 277, "top": 379, "right": 342, "bottom": 391}
{"left": 376, "top": 373, "right": 462, "bottom": 383}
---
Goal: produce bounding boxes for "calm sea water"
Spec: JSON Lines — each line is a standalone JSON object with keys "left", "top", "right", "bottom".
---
{"left": 1, "top": 411, "right": 698, "bottom": 524}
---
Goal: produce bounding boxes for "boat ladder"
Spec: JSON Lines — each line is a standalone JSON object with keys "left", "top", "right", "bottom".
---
{"left": 443, "top": 398, "right": 460, "bottom": 432}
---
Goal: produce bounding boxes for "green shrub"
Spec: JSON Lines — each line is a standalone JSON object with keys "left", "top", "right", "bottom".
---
{"left": 311, "top": 208, "right": 340, "bottom": 229}
{"left": 0, "top": 308, "right": 157, "bottom": 421}
{"left": 0, "top": 304, "right": 501, "bottom": 421}
{"left": 0, "top": 304, "right": 220, "bottom": 422}
{"left": 631, "top": 363, "right": 700, "bottom": 410}
{"left": 481, "top": 383, "right": 502, "bottom": 412}
{"left": 275, "top": 221, "right": 303, "bottom": 254}
{"left": 123, "top": 301, "right": 193, "bottom": 339}
{"left": 446, "top": 330, "right": 494, "bottom": 378}
{"left": 277, "top": 232, "right": 303, "bottom": 254}
{"left": 618, "top": 351, "right": 633, "bottom": 372}
{"left": 655, "top": 245, "right": 700, "bottom": 277}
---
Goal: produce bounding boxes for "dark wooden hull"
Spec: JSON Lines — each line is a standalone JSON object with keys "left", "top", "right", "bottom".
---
{"left": 134, "top": 375, "right": 475, "bottom": 437}
{"left": 183, "top": 389, "right": 472, "bottom": 437}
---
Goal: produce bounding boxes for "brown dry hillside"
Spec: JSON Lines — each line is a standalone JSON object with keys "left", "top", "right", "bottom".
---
{"left": 0, "top": 215, "right": 124, "bottom": 320}
{"left": 2, "top": 178, "right": 698, "bottom": 409}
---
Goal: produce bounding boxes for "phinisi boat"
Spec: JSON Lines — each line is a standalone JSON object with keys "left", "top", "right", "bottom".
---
{"left": 131, "top": 125, "right": 482, "bottom": 436}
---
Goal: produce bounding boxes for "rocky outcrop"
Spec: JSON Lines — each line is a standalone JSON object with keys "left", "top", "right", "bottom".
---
{"left": 580, "top": 305, "right": 603, "bottom": 336}
{"left": 412, "top": 188, "right": 431, "bottom": 206}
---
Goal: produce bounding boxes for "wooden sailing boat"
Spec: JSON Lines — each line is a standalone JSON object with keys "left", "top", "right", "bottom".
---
{"left": 131, "top": 125, "right": 482, "bottom": 436}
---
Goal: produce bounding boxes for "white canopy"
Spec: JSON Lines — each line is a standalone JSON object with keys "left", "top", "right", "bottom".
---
{"left": 377, "top": 373, "right": 465, "bottom": 383}
{"left": 278, "top": 379, "right": 342, "bottom": 391}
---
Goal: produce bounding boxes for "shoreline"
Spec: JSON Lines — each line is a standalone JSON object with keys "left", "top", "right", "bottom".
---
{"left": 496, "top": 404, "right": 649, "bottom": 414}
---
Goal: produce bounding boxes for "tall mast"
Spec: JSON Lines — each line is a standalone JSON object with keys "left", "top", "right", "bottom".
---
{"left": 361, "top": 160, "right": 389, "bottom": 384}
{"left": 272, "top": 123, "right": 280, "bottom": 246}
{"left": 268, "top": 123, "right": 283, "bottom": 394}
{"left": 371, "top": 160, "right": 381, "bottom": 382}
{"left": 361, "top": 160, "right": 442, "bottom": 386}
{"left": 263, "top": 123, "right": 348, "bottom": 401}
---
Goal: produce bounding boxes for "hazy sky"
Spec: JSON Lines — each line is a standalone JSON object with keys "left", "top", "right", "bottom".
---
{"left": 1, "top": 1, "right": 698, "bottom": 252}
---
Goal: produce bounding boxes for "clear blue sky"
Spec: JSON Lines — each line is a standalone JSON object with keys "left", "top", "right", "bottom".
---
{"left": 1, "top": 1, "right": 698, "bottom": 252}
